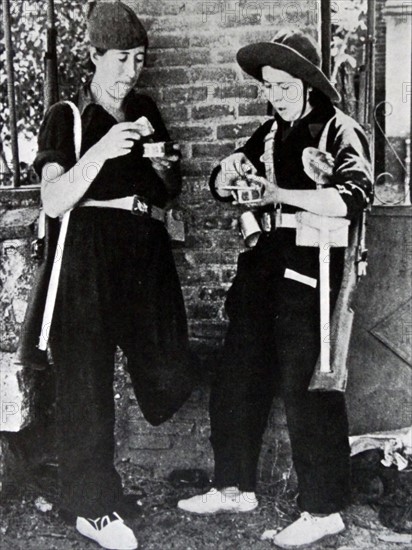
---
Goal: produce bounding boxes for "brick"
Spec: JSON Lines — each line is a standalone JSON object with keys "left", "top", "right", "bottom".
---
{"left": 190, "top": 33, "right": 235, "bottom": 49}
{"left": 186, "top": 301, "right": 222, "bottom": 320}
{"left": 188, "top": 320, "right": 227, "bottom": 340}
{"left": 181, "top": 160, "right": 215, "bottom": 176}
{"left": 183, "top": 233, "right": 216, "bottom": 250}
{"left": 217, "top": 122, "right": 258, "bottom": 139}
{"left": 198, "top": 286, "right": 228, "bottom": 302}
{"left": 221, "top": 11, "right": 262, "bottom": 28}
{"left": 138, "top": 67, "right": 190, "bottom": 87}
{"left": 147, "top": 49, "right": 210, "bottom": 68}
{"left": 215, "top": 83, "right": 260, "bottom": 100}
{"left": 192, "top": 142, "right": 234, "bottom": 158}
{"left": 128, "top": 417, "right": 195, "bottom": 436}
{"left": 159, "top": 104, "right": 188, "bottom": 121}
{"left": 192, "top": 104, "right": 235, "bottom": 120}
{"left": 133, "top": 1, "right": 184, "bottom": 16}
{"left": 190, "top": 66, "right": 238, "bottom": 83}
{"left": 239, "top": 102, "right": 270, "bottom": 117}
{"left": 128, "top": 434, "right": 172, "bottom": 450}
{"left": 222, "top": 267, "right": 237, "bottom": 283}
{"left": 177, "top": 265, "right": 222, "bottom": 285}
{"left": 168, "top": 125, "right": 213, "bottom": 141}
{"left": 179, "top": 250, "right": 239, "bottom": 266}
{"left": 213, "top": 49, "right": 237, "bottom": 64}
{"left": 135, "top": 86, "right": 163, "bottom": 103}
{"left": 163, "top": 86, "right": 208, "bottom": 103}
{"left": 149, "top": 34, "right": 190, "bottom": 49}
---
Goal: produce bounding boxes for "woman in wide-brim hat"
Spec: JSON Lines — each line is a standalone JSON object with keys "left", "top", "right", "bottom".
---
{"left": 178, "top": 29, "right": 373, "bottom": 549}
{"left": 20, "top": 2, "right": 194, "bottom": 548}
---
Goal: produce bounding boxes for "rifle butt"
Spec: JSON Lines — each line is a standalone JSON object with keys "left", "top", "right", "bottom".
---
{"left": 309, "top": 306, "right": 354, "bottom": 392}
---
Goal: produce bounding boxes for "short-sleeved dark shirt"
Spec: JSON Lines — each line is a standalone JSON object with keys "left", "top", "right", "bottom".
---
{"left": 34, "top": 85, "right": 177, "bottom": 208}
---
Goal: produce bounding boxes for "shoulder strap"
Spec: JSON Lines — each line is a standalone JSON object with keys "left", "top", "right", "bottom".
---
{"left": 37, "top": 102, "right": 82, "bottom": 351}
{"left": 261, "top": 119, "right": 278, "bottom": 185}
{"left": 61, "top": 100, "right": 82, "bottom": 161}
{"left": 318, "top": 114, "right": 337, "bottom": 153}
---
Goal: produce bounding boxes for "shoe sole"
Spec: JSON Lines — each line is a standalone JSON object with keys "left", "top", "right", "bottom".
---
{"left": 76, "top": 524, "right": 138, "bottom": 550}
{"left": 178, "top": 502, "right": 259, "bottom": 515}
{"left": 272, "top": 527, "right": 345, "bottom": 549}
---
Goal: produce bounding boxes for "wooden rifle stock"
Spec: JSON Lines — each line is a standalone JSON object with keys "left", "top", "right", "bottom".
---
{"left": 309, "top": 220, "right": 360, "bottom": 392}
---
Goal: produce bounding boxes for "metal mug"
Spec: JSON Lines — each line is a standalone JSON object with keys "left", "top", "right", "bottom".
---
{"left": 239, "top": 211, "right": 262, "bottom": 248}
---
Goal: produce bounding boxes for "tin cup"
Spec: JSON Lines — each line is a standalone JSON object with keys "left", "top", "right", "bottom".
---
{"left": 143, "top": 141, "right": 177, "bottom": 158}
{"left": 239, "top": 211, "right": 262, "bottom": 248}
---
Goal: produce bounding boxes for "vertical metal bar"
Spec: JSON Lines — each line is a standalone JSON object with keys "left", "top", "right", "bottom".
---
{"left": 44, "top": 0, "right": 59, "bottom": 111}
{"left": 2, "top": 0, "right": 20, "bottom": 187}
{"left": 321, "top": 0, "right": 332, "bottom": 79}
{"left": 366, "top": 0, "right": 376, "bottom": 166}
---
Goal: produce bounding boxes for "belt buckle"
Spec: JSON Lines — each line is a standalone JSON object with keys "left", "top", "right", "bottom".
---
{"left": 132, "top": 195, "right": 149, "bottom": 216}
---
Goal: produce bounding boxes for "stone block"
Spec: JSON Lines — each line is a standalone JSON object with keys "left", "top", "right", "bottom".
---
{"left": 0, "top": 207, "right": 38, "bottom": 240}
{"left": 0, "top": 353, "right": 35, "bottom": 432}
{"left": 0, "top": 239, "right": 34, "bottom": 352}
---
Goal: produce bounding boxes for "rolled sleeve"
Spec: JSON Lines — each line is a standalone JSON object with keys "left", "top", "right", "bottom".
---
{"left": 327, "top": 118, "right": 373, "bottom": 219}
{"left": 33, "top": 103, "right": 77, "bottom": 178}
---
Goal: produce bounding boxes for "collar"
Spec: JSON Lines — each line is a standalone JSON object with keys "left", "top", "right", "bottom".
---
{"left": 274, "top": 103, "right": 335, "bottom": 140}
{"left": 76, "top": 82, "right": 136, "bottom": 116}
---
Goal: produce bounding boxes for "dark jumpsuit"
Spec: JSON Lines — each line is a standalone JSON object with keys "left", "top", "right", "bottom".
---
{"left": 209, "top": 103, "right": 373, "bottom": 514}
{"left": 34, "top": 86, "right": 192, "bottom": 518}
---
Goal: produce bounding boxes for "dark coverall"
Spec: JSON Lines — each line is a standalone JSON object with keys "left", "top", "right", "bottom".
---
{"left": 34, "top": 86, "right": 192, "bottom": 518}
{"left": 209, "top": 102, "right": 373, "bottom": 514}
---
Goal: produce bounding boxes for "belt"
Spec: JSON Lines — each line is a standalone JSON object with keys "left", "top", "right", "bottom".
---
{"left": 273, "top": 211, "right": 297, "bottom": 229}
{"left": 262, "top": 209, "right": 298, "bottom": 231}
{"left": 79, "top": 195, "right": 166, "bottom": 223}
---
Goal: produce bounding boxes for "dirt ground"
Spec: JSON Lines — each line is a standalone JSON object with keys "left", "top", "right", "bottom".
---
{"left": 1, "top": 462, "right": 411, "bottom": 550}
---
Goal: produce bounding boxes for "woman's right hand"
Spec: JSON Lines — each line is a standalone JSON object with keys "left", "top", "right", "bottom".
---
{"left": 215, "top": 152, "right": 255, "bottom": 197}
{"left": 91, "top": 122, "right": 143, "bottom": 162}
{"left": 220, "top": 152, "right": 254, "bottom": 183}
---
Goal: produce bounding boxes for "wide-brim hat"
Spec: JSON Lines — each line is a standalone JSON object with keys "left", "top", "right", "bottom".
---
{"left": 87, "top": 1, "right": 148, "bottom": 50}
{"left": 237, "top": 30, "right": 340, "bottom": 103}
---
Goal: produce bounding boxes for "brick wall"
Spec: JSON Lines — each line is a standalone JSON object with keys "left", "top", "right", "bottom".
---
{"left": 119, "top": 0, "right": 318, "bottom": 481}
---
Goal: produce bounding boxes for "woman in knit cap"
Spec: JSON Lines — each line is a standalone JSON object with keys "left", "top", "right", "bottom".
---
{"left": 178, "top": 29, "right": 373, "bottom": 548}
{"left": 33, "top": 2, "right": 193, "bottom": 548}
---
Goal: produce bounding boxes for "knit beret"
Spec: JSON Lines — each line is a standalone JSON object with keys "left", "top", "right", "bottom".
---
{"left": 87, "top": 1, "right": 148, "bottom": 50}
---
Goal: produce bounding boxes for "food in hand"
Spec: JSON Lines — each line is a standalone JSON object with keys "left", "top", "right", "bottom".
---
{"left": 302, "top": 147, "right": 334, "bottom": 185}
{"left": 135, "top": 116, "right": 155, "bottom": 137}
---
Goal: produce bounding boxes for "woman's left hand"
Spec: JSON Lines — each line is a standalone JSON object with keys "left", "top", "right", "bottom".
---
{"left": 149, "top": 154, "right": 180, "bottom": 172}
{"left": 244, "top": 174, "right": 282, "bottom": 206}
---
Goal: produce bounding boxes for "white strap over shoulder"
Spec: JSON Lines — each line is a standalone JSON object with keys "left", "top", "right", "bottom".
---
{"left": 261, "top": 119, "right": 278, "bottom": 184}
{"left": 62, "top": 100, "right": 82, "bottom": 161}
{"left": 38, "top": 100, "right": 82, "bottom": 351}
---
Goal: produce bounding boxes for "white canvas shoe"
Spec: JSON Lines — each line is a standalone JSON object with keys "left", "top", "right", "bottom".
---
{"left": 177, "top": 487, "right": 258, "bottom": 514}
{"left": 76, "top": 512, "right": 138, "bottom": 550}
{"left": 271, "top": 512, "right": 345, "bottom": 548}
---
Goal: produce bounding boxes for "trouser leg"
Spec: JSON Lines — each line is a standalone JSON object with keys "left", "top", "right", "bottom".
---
{"left": 274, "top": 281, "right": 351, "bottom": 514}
{"left": 210, "top": 318, "right": 277, "bottom": 492}
{"left": 50, "top": 328, "right": 124, "bottom": 518}
{"left": 49, "top": 211, "right": 124, "bottom": 518}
